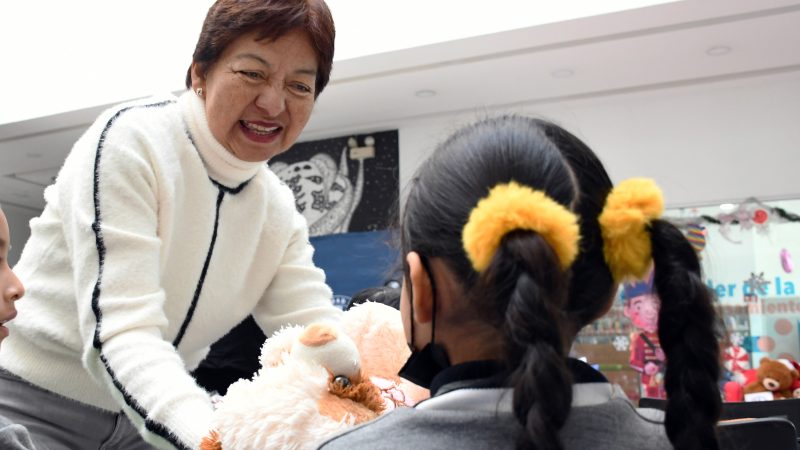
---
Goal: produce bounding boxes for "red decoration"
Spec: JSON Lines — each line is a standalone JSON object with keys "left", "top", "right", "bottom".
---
{"left": 753, "top": 209, "right": 769, "bottom": 224}
{"left": 723, "top": 345, "right": 750, "bottom": 373}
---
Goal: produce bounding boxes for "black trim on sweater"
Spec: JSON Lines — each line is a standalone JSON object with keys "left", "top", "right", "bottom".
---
{"left": 171, "top": 176, "right": 251, "bottom": 348}
{"left": 91, "top": 99, "right": 193, "bottom": 450}
{"left": 172, "top": 187, "right": 225, "bottom": 348}
{"left": 210, "top": 177, "right": 251, "bottom": 194}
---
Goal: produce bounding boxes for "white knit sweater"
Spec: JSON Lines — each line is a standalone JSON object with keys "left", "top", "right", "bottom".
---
{"left": 0, "top": 91, "right": 341, "bottom": 450}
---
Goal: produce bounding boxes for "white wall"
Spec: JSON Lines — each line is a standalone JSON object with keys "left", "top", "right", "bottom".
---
{"left": 397, "top": 70, "right": 800, "bottom": 208}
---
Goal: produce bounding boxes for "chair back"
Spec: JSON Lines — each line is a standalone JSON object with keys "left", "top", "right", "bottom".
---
{"left": 637, "top": 397, "right": 666, "bottom": 410}
{"left": 719, "top": 398, "right": 800, "bottom": 430}
{"left": 718, "top": 417, "right": 797, "bottom": 450}
{"left": 638, "top": 397, "right": 800, "bottom": 449}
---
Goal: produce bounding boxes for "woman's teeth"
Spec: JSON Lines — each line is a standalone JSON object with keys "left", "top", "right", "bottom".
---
{"left": 242, "top": 121, "right": 279, "bottom": 135}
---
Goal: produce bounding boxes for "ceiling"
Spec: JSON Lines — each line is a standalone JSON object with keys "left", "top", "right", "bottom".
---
{"left": 1, "top": 0, "right": 799, "bottom": 212}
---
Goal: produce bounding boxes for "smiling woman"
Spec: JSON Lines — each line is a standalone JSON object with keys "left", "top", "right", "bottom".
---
{"left": 191, "top": 29, "right": 319, "bottom": 162}
{"left": 0, "top": 1, "right": 348, "bottom": 450}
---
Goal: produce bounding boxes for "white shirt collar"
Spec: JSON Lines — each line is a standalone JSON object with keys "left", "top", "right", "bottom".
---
{"left": 417, "top": 383, "right": 619, "bottom": 412}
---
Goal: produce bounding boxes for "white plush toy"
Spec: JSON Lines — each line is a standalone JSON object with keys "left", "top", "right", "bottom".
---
{"left": 200, "top": 302, "right": 428, "bottom": 450}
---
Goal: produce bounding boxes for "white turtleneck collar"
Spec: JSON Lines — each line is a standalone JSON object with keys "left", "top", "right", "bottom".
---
{"left": 179, "top": 90, "right": 264, "bottom": 187}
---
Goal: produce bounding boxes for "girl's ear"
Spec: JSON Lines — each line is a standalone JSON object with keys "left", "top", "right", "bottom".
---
{"left": 406, "top": 251, "right": 433, "bottom": 324}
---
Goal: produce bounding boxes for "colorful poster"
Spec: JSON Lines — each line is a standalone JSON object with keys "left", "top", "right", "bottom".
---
{"left": 746, "top": 296, "right": 800, "bottom": 363}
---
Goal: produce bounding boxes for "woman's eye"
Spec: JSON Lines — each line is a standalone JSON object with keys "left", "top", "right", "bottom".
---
{"left": 291, "top": 83, "right": 312, "bottom": 94}
{"left": 238, "top": 71, "right": 262, "bottom": 80}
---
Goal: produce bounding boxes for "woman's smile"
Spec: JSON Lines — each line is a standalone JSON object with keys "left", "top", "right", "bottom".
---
{"left": 240, "top": 120, "right": 283, "bottom": 142}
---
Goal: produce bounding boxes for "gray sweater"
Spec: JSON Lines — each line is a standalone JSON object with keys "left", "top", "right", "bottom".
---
{"left": 318, "top": 383, "right": 671, "bottom": 450}
{"left": 0, "top": 416, "right": 34, "bottom": 449}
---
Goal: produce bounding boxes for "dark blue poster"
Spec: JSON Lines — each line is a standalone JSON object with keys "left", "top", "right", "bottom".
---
{"left": 310, "top": 230, "right": 400, "bottom": 310}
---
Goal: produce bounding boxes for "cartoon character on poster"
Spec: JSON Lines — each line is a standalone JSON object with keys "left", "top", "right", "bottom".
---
{"left": 623, "top": 271, "right": 667, "bottom": 399}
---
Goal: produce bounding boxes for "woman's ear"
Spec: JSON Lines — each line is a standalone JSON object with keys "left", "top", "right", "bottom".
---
{"left": 406, "top": 251, "right": 434, "bottom": 325}
{"left": 190, "top": 62, "right": 205, "bottom": 92}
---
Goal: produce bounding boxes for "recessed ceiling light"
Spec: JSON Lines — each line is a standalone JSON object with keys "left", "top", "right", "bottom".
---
{"left": 706, "top": 45, "right": 732, "bottom": 56}
{"left": 415, "top": 89, "right": 437, "bottom": 98}
{"left": 550, "top": 68, "right": 575, "bottom": 79}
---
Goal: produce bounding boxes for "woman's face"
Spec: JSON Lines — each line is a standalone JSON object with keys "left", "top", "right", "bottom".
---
{"left": 0, "top": 209, "right": 24, "bottom": 343}
{"left": 192, "top": 29, "right": 318, "bottom": 162}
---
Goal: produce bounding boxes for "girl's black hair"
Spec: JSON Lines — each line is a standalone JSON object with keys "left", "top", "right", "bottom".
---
{"left": 345, "top": 286, "right": 401, "bottom": 311}
{"left": 399, "top": 115, "right": 720, "bottom": 449}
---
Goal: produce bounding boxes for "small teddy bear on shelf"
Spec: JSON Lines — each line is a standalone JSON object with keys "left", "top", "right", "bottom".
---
{"left": 200, "top": 301, "right": 427, "bottom": 450}
{"left": 743, "top": 356, "right": 799, "bottom": 400}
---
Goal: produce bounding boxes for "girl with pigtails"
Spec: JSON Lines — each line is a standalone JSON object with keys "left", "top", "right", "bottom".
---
{"left": 318, "top": 115, "right": 721, "bottom": 450}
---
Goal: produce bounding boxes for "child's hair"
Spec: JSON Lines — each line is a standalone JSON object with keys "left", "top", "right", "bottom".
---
{"left": 345, "top": 286, "right": 401, "bottom": 311}
{"left": 399, "top": 115, "right": 720, "bottom": 450}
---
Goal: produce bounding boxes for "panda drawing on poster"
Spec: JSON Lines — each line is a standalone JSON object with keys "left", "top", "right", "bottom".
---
{"left": 270, "top": 131, "right": 400, "bottom": 236}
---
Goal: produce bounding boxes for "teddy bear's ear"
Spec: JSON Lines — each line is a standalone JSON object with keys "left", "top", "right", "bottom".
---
{"left": 760, "top": 356, "right": 771, "bottom": 366}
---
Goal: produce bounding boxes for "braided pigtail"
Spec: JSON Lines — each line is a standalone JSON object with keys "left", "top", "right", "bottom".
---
{"left": 491, "top": 233, "right": 574, "bottom": 450}
{"left": 650, "top": 219, "right": 721, "bottom": 450}
{"left": 600, "top": 178, "right": 720, "bottom": 450}
{"left": 464, "top": 182, "right": 580, "bottom": 450}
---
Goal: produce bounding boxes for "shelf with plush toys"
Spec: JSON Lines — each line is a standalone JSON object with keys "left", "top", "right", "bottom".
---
{"left": 724, "top": 356, "right": 800, "bottom": 402}
{"left": 576, "top": 198, "right": 800, "bottom": 406}
{"left": 669, "top": 198, "right": 800, "bottom": 412}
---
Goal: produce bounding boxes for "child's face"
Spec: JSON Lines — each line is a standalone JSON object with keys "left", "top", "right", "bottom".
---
{"left": 0, "top": 208, "right": 24, "bottom": 343}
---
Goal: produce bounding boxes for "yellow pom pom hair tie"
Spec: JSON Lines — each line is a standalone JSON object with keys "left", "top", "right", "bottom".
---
{"left": 598, "top": 178, "right": 664, "bottom": 282}
{"left": 462, "top": 181, "right": 580, "bottom": 272}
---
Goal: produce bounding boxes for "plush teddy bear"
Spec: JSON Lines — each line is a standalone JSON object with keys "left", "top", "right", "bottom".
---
{"left": 200, "top": 301, "right": 428, "bottom": 450}
{"left": 789, "top": 360, "right": 800, "bottom": 399}
{"left": 743, "top": 356, "right": 799, "bottom": 400}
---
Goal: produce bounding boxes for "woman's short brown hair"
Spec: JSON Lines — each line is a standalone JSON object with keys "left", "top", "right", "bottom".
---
{"left": 185, "top": 0, "right": 335, "bottom": 98}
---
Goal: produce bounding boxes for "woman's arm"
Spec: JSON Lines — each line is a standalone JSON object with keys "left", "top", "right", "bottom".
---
{"left": 59, "top": 105, "right": 213, "bottom": 450}
{"left": 251, "top": 208, "right": 342, "bottom": 336}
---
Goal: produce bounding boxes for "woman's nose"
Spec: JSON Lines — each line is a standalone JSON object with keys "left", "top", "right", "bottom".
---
{"left": 255, "top": 83, "right": 286, "bottom": 117}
